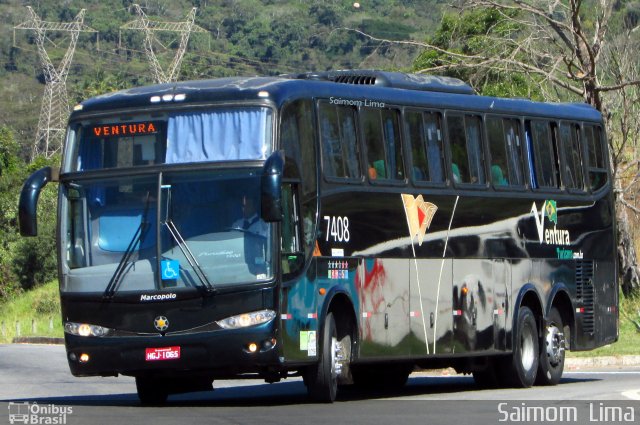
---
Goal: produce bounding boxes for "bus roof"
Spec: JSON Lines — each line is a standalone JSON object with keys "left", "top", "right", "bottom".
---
{"left": 72, "top": 70, "right": 602, "bottom": 123}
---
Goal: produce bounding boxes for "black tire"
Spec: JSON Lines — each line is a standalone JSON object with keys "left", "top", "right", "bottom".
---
{"left": 136, "top": 376, "right": 169, "bottom": 405}
{"left": 499, "top": 306, "right": 539, "bottom": 388}
{"left": 305, "top": 312, "right": 338, "bottom": 402}
{"left": 536, "top": 306, "right": 565, "bottom": 386}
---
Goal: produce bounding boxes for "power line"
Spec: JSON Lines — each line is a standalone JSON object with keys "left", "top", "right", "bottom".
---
{"left": 120, "top": 4, "right": 208, "bottom": 84}
{"left": 13, "top": 7, "right": 96, "bottom": 159}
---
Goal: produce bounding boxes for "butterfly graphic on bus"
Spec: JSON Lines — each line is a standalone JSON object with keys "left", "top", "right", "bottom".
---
{"left": 401, "top": 194, "right": 438, "bottom": 246}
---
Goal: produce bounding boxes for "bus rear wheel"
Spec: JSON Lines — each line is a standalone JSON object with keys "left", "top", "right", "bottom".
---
{"left": 305, "top": 312, "right": 345, "bottom": 402}
{"left": 136, "top": 376, "right": 169, "bottom": 405}
{"left": 536, "top": 306, "right": 565, "bottom": 386}
{"left": 500, "top": 306, "right": 539, "bottom": 388}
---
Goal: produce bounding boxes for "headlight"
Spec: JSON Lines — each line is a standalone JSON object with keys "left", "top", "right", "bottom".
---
{"left": 216, "top": 309, "right": 276, "bottom": 329}
{"left": 64, "top": 321, "right": 112, "bottom": 337}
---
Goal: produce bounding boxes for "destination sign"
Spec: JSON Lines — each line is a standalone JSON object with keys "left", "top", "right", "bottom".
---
{"left": 91, "top": 122, "right": 159, "bottom": 138}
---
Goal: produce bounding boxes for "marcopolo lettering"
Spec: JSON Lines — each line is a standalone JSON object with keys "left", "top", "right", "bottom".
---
{"left": 140, "top": 293, "right": 177, "bottom": 302}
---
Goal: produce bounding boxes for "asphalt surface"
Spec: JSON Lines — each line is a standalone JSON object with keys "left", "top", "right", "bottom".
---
{"left": 1, "top": 344, "right": 639, "bottom": 425}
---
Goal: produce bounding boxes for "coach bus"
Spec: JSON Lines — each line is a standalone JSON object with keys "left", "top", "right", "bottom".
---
{"left": 19, "top": 70, "right": 618, "bottom": 404}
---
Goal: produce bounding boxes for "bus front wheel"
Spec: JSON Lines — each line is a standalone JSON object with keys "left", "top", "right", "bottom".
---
{"left": 536, "top": 306, "right": 565, "bottom": 386}
{"left": 501, "top": 306, "right": 539, "bottom": 387}
{"left": 305, "top": 312, "right": 341, "bottom": 402}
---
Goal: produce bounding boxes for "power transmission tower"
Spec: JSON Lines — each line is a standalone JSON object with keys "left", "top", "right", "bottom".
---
{"left": 121, "top": 5, "right": 208, "bottom": 84}
{"left": 14, "top": 7, "right": 97, "bottom": 159}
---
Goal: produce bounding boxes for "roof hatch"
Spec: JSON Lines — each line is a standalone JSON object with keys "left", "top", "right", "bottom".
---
{"left": 282, "top": 69, "right": 476, "bottom": 95}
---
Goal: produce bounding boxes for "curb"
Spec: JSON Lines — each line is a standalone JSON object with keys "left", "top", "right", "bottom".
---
{"left": 12, "top": 337, "right": 64, "bottom": 345}
{"left": 565, "top": 355, "right": 640, "bottom": 369}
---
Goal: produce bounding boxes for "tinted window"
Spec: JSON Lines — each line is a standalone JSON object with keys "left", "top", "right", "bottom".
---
{"left": 448, "top": 114, "right": 486, "bottom": 184}
{"left": 487, "top": 117, "right": 525, "bottom": 186}
{"left": 281, "top": 100, "right": 317, "bottom": 196}
{"left": 559, "top": 123, "right": 585, "bottom": 190}
{"left": 362, "top": 108, "right": 404, "bottom": 181}
{"left": 406, "top": 110, "right": 445, "bottom": 183}
{"left": 504, "top": 119, "right": 525, "bottom": 186}
{"left": 281, "top": 100, "right": 318, "bottom": 261}
{"left": 529, "top": 120, "right": 558, "bottom": 188}
{"left": 319, "top": 103, "right": 360, "bottom": 179}
{"left": 584, "top": 125, "right": 607, "bottom": 191}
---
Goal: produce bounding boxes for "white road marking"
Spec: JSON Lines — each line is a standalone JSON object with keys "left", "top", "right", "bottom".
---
{"left": 621, "top": 389, "right": 640, "bottom": 400}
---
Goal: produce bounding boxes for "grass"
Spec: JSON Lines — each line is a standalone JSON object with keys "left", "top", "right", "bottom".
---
{"left": 0, "top": 281, "right": 63, "bottom": 343}
{"left": 567, "top": 293, "right": 640, "bottom": 357}
{"left": 1, "top": 281, "right": 639, "bottom": 357}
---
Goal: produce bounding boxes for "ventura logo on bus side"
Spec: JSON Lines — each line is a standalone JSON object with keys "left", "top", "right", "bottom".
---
{"left": 531, "top": 200, "right": 570, "bottom": 245}
{"left": 329, "top": 97, "right": 385, "bottom": 108}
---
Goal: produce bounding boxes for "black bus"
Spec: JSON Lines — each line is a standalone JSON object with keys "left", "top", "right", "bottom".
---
{"left": 19, "top": 70, "right": 618, "bottom": 403}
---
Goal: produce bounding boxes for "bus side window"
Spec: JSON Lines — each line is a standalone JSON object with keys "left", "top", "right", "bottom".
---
{"left": 425, "top": 112, "right": 445, "bottom": 182}
{"left": 319, "top": 103, "right": 360, "bottom": 179}
{"left": 405, "top": 110, "right": 445, "bottom": 183}
{"left": 281, "top": 100, "right": 318, "bottom": 261}
{"left": 362, "top": 108, "right": 404, "bottom": 181}
{"left": 448, "top": 115, "right": 468, "bottom": 183}
{"left": 559, "top": 123, "right": 585, "bottom": 191}
{"left": 488, "top": 117, "right": 526, "bottom": 187}
{"left": 529, "top": 120, "right": 559, "bottom": 189}
{"left": 465, "top": 116, "right": 485, "bottom": 184}
{"left": 447, "top": 114, "right": 485, "bottom": 185}
{"left": 487, "top": 117, "right": 509, "bottom": 186}
{"left": 406, "top": 111, "right": 428, "bottom": 180}
{"left": 585, "top": 125, "right": 608, "bottom": 191}
{"left": 505, "top": 119, "right": 525, "bottom": 186}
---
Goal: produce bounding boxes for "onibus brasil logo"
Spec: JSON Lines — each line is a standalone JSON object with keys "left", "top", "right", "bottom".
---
{"left": 8, "top": 402, "right": 72, "bottom": 424}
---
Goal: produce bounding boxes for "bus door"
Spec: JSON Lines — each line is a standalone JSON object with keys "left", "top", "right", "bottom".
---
{"left": 358, "top": 258, "right": 411, "bottom": 357}
{"left": 280, "top": 276, "right": 319, "bottom": 362}
{"left": 410, "top": 258, "right": 453, "bottom": 356}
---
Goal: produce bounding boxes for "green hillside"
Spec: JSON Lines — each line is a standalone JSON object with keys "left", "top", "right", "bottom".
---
{"left": 0, "top": 0, "right": 445, "bottom": 153}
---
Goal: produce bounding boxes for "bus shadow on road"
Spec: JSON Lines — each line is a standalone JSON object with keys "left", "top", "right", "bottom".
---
{"left": 0, "top": 375, "right": 600, "bottom": 408}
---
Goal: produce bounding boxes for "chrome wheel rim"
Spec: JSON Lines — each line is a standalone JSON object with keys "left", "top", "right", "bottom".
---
{"left": 331, "top": 336, "right": 343, "bottom": 379}
{"left": 545, "top": 324, "right": 565, "bottom": 366}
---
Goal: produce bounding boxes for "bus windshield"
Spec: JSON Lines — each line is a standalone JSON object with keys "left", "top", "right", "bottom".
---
{"left": 61, "top": 169, "right": 274, "bottom": 294}
{"left": 68, "top": 106, "right": 273, "bottom": 171}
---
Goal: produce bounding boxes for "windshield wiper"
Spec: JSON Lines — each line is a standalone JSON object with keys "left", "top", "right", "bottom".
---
{"left": 161, "top": 185, "right": 215, "bottom": 294}
{"left": 163, "top": 219, "right": 215, "bottom": 294}
{"left": 103, "top": 193, "right": 151, "bottom": 299}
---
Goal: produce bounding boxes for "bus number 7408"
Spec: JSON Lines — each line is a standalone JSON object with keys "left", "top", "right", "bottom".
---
{"left": 324, "top": 216, "right": 350, "bottom": 243}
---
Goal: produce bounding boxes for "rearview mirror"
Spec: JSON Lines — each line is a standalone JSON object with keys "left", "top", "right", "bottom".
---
{"left": 260, "top": 151, "right": 284, "bottom": 222}
{"left": 18, "top": 166, "right": 59, "bottom": 236}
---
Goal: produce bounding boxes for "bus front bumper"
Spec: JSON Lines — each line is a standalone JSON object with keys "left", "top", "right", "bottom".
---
{"left": 64, "top": 323, "right": 280, "bottom": 378}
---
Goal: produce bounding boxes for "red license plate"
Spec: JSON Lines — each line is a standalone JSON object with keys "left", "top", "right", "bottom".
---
{"left": 145, "top": 346, "right": 181, "bottom": 361}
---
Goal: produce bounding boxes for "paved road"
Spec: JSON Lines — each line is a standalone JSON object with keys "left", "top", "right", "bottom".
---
{"left": 1, "top": 344, "right": 639, "bottom": 425}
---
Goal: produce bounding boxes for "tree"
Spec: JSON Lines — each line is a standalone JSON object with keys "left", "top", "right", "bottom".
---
{"left": 344, "top": 0, "right": 640, "bottom": 295}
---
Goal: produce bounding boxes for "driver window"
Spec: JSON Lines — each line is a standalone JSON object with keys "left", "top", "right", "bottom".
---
{"left": 281, "top": 184, "right": 304, "bottom": 278}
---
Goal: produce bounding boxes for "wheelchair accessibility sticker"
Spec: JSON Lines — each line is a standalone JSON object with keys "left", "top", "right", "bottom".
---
{"left": 161, "top": 260, "right": 180, "bottom": 280}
